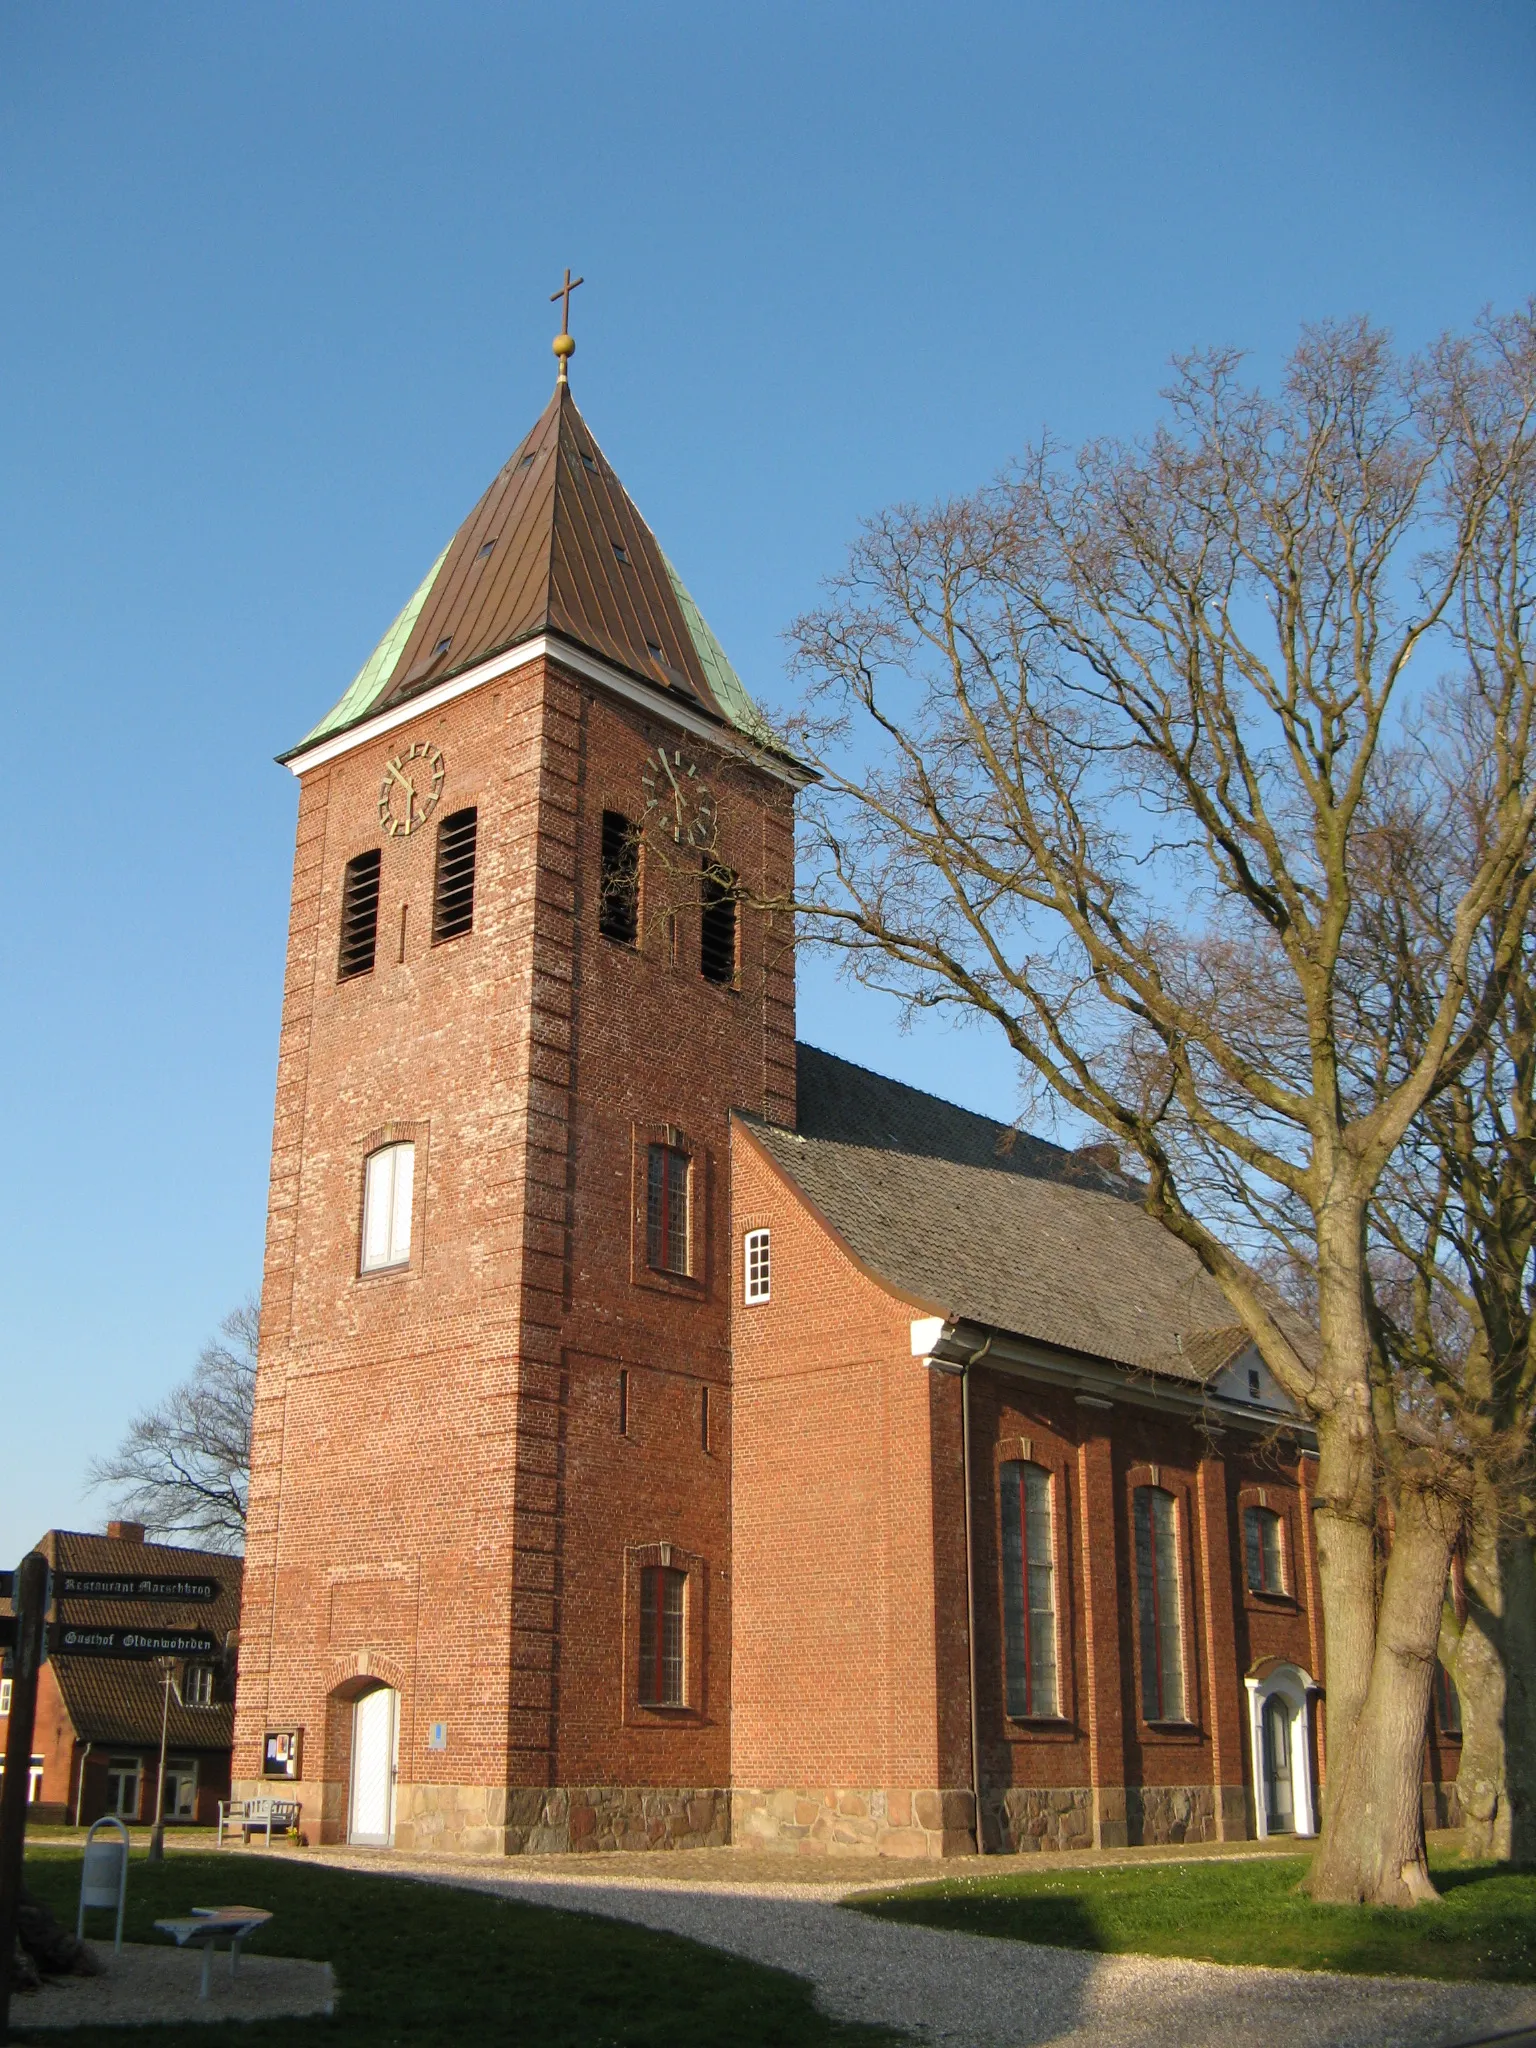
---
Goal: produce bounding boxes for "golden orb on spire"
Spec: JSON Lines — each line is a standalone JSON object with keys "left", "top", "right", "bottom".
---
{"left": 550, "top": 267, "right": 584, "bottom": 384}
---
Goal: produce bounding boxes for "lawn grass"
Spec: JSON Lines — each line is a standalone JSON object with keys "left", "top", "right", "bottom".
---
{"left": 15, "top": 1849, "right": 898, "bottom": 2047}
{"left": 844, "top": 1850, "right": 1536, "bottom": 1982}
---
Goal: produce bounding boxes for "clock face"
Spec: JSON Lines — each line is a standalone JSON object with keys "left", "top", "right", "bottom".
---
{"left": 640, "top": 744, "right": 717, "bottom": 849}
{"left": 378, "top": 741, "right": 446, "bottom": 838}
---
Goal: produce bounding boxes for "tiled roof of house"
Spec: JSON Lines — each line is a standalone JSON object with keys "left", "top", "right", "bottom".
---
{"left": 4, "top": 1531, "right": 242, "bottom": 1750}
{"left": 741, "top": 1045, "right": 1266, "bottom": 1384}
{"left": 284, "top": 380, "right": 771, "bottom": 761}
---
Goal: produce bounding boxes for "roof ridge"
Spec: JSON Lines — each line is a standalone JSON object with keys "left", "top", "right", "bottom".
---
{"left": 47, "top": 1527, "right": 243, "bottom": 1561}
{"left": 543, "top": 381, "right": 568, "bottom": 632}
{"left": 794, "top": 1040, "right": 1077, "bottom": 1165}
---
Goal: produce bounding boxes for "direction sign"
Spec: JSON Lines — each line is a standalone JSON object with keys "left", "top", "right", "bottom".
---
{"left": 56, "top": 1574, "right": 221, "bottom": 1604}
{"left": 51, "top": 1626, "right": 218, "bottom": 1660}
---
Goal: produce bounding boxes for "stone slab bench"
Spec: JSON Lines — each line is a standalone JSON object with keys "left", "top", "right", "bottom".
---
{"left": 152, "top": 1907, "right": 273, "bottom": 1999}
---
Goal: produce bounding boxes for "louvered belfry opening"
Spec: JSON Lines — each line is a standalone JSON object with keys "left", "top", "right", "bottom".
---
{"left": 338, "top": 849, "right": 383, "bottom": 980}
{"left": 700, "top": 863, "right": 737, "bottom": 986}
{"left": 599, "top": 809, "right": 639, "bottom": 944}
{"left": 432, "top": 807, "right": 478, "bottom": 943}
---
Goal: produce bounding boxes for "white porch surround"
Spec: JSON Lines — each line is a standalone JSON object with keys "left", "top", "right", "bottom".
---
{"left": 1245, "top": 1664, "right": 1319, "bottom": 1839}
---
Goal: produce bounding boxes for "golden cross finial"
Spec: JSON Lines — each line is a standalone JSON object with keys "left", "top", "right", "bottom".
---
{"left": 550, "top": 267, "right": 584, "bottom": 383}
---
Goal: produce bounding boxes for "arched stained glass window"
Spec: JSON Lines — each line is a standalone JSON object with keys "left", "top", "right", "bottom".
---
{"left": 1134, "top": 1485, "right": 1185, "bottom": 1722}
{"left": 1000, "top": 1461, "right": 1058, "bottom": 1718}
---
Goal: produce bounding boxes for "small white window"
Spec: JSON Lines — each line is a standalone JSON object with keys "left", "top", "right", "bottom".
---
{"left": 744, "top": 1228, "right": 771, "bottom": 1303}
{"left": 362, "top": 1142, "right": 415, "bottom": 1272}
{"left": 180, "top": 1663, "right": 216, "bottom": 1708}
{"left": 0, "top": 1678, "right": 11, "bottom": 1716}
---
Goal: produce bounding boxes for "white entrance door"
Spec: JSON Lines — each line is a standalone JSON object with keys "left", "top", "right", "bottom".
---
{"left": 1263, "top": 1692, "right": 1295, "bottom": 1833}
{"left": 349, "top": 1687, "right": 398, "bottom": 1846}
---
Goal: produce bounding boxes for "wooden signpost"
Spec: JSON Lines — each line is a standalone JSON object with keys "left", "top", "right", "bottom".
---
{"left": 0, "top": 1553, "right": 49, "bottom": 2043}
{"left": 0, "top": 1554, "right": 225, "bottom": 2041}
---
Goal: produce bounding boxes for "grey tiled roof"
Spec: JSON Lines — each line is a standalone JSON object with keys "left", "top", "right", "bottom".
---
{"left": 743, "top": 1046, "right": 1255, "bottom": 1383}
{"left": 3, "top": 1531, "right": 243, "bottom": 1750}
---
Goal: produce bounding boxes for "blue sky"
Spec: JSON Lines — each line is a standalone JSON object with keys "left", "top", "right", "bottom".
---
{"left": 2, "top": 1, "right": 1531, "bottom": 1562}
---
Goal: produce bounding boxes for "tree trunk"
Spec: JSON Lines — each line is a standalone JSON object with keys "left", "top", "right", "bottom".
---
{"left": 1308, "top": 1225, "right": 1383, "bottom": 1807}
{"left": 1306, "top": 1479, "right": 1453, "bottom": 1905}
{"left": 1448, "top": 1474, "right": 1536, "bottom": 1862}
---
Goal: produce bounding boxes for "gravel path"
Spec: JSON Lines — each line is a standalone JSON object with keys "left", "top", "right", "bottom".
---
{"left": 310, "top": 1849, "right": 1536, "bottom": 2048}
{"left": 14, "top": 1942, "right": 335, "bottom": 2029}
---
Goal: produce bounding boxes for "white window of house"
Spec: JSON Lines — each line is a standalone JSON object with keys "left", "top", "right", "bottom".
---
{"left": 744, "top": 1229, "right": 771, "bottom": 1303}
{"left": 0, "top": 1751, "right": 43, "bottom": 1801}
{"left": 362, "top": 1142, "right": 415, "bottom": 1272}
{"left": 0, "top": 1678, "right": 11, "bottom": 1716}
{"left": 181, "top": 1664, "right": 216, "bottom": 1708}
{"left": 163, "top": 1757, "right": 198, "bottom": 1818}
{"left": 106, "top": 1755, "right": 142, "bottom": 1819}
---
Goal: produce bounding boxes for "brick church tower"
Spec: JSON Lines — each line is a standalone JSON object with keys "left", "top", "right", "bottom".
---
{"left": 233, "top": 336, "right": 800, "bottom": 1850}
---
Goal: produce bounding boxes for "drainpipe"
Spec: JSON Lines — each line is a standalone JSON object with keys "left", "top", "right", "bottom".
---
{"left": 74, "top": 1743, "right": 93, "bottom": 1827}
{"left": 961, "top": 1335, "right": 993, "bottom": 1855}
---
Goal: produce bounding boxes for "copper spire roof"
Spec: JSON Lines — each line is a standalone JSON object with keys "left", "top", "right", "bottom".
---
{"left": 285, "top": 382, "right": 768, "bottom": 761}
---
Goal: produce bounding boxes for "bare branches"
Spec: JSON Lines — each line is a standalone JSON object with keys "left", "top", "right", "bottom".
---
{"left": 782, "top": 311, "right": 1536, "bottom": 1410}
{"left": 86, "top": 1298, "right": 257, "bottom": 1552}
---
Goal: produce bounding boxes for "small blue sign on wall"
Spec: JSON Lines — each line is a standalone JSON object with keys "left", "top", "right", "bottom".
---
{"left": 427, "top": 1722, "right": 448, "bottom": 1751}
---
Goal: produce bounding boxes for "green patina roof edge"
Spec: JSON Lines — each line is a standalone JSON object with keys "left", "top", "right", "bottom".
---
{"left": 277, "top": 543, "right": 793, "bottom": 771}
{"left": 661, "top": 551, "right": 774, "bottom": 745}
{"left": 278, "top": 545, "right": 449, "bottom": 762}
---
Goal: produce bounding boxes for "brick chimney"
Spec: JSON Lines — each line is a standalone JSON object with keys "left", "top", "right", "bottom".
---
{"left": 1072, "top": 1141, "right": 1121, "bottom": 1172}
{"left": 106, "top": 1520, "right": 146, "bottom": 1543}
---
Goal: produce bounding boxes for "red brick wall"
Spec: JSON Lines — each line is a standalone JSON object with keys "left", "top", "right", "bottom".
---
{"left": 729, "top": 1131, "right": 950, "bottom": 1794}
{"left": 971, "top": 1377, "right": 1326, "bottom": 1844}
{"left": 236, "top": 653, "right": 795, "bottom": 1844}
{"left": 3, "top": 1663, "right": 75, "bottom": 1823}
{"left": 728, "top": 1129, "right": 1339, "bottom": 1853}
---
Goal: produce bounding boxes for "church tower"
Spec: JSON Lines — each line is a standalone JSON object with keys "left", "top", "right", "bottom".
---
{"left": 233, "top": 311, "right": 799, "bottom": 1851}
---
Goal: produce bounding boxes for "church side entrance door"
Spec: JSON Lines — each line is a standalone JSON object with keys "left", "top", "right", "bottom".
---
{"left": 349, "top": 1686, "right": 398, "bottom": 1847}
{"left": 1262, "top": 1691, "right": 1294, "bottom": 1833}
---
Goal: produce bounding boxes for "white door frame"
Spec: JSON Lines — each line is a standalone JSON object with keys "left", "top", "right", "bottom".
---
{"left": 348, "top": 1686, "right": 399, "bottom": 1847}
{"left": 1245, "top": 1664, "right": 1318, "bottom": 1838}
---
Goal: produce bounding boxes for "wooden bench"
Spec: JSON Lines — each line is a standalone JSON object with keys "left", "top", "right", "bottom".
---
{"left": 216, "top": 1798, "right": 301, "bottom": 1847}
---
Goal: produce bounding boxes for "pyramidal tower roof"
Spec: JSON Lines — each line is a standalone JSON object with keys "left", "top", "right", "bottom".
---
{"left": 284, "top": 380, "right": 768, "bottom": 762}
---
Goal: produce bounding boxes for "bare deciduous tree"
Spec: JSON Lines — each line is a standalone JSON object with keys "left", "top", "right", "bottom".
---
{"left": 1366, "top": 835, "right": 1536, "bottom": 1863}
{"left": 772, "top": 312, "right": 1536, "bottom": 1904}
{"left": 1161, "top": 689, "right": 1536, "bottom": 1865}
{"left": 88, "top": 1298, "right": 257, "bottom": 1553}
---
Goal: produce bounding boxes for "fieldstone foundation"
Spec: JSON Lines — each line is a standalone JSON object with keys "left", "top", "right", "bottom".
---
{"left": 983, "top": 1786, "right": 1095, "bottom": 1853}
{"left": 386, "top": 1784, "right": 728, "bottom": 1855}
{"left": 1126, "top": 1784, "right": 1220, "bottom": 1845}
{"left": 732, "top": 1787, "right": 977, "bottom": 1857}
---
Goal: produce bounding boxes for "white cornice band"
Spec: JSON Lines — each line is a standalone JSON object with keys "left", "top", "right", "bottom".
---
{"left": 283, "top": 633, "right": 811, "bottom": 788}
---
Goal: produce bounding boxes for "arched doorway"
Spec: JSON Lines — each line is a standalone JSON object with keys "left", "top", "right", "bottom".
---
{"left": 348, "top": 1685, "right": 399, "bottom": 1847}
{"left": 1245, "top": 1662, "right": 1317, "bottom": 1838}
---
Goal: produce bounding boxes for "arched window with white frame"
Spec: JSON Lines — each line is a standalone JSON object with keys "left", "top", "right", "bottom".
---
{"left": 743, "top": 1229, "right": 771, "bottom": 1303}
{"left": 361, "top": 1142, "right": 415, "bottom": 1272}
